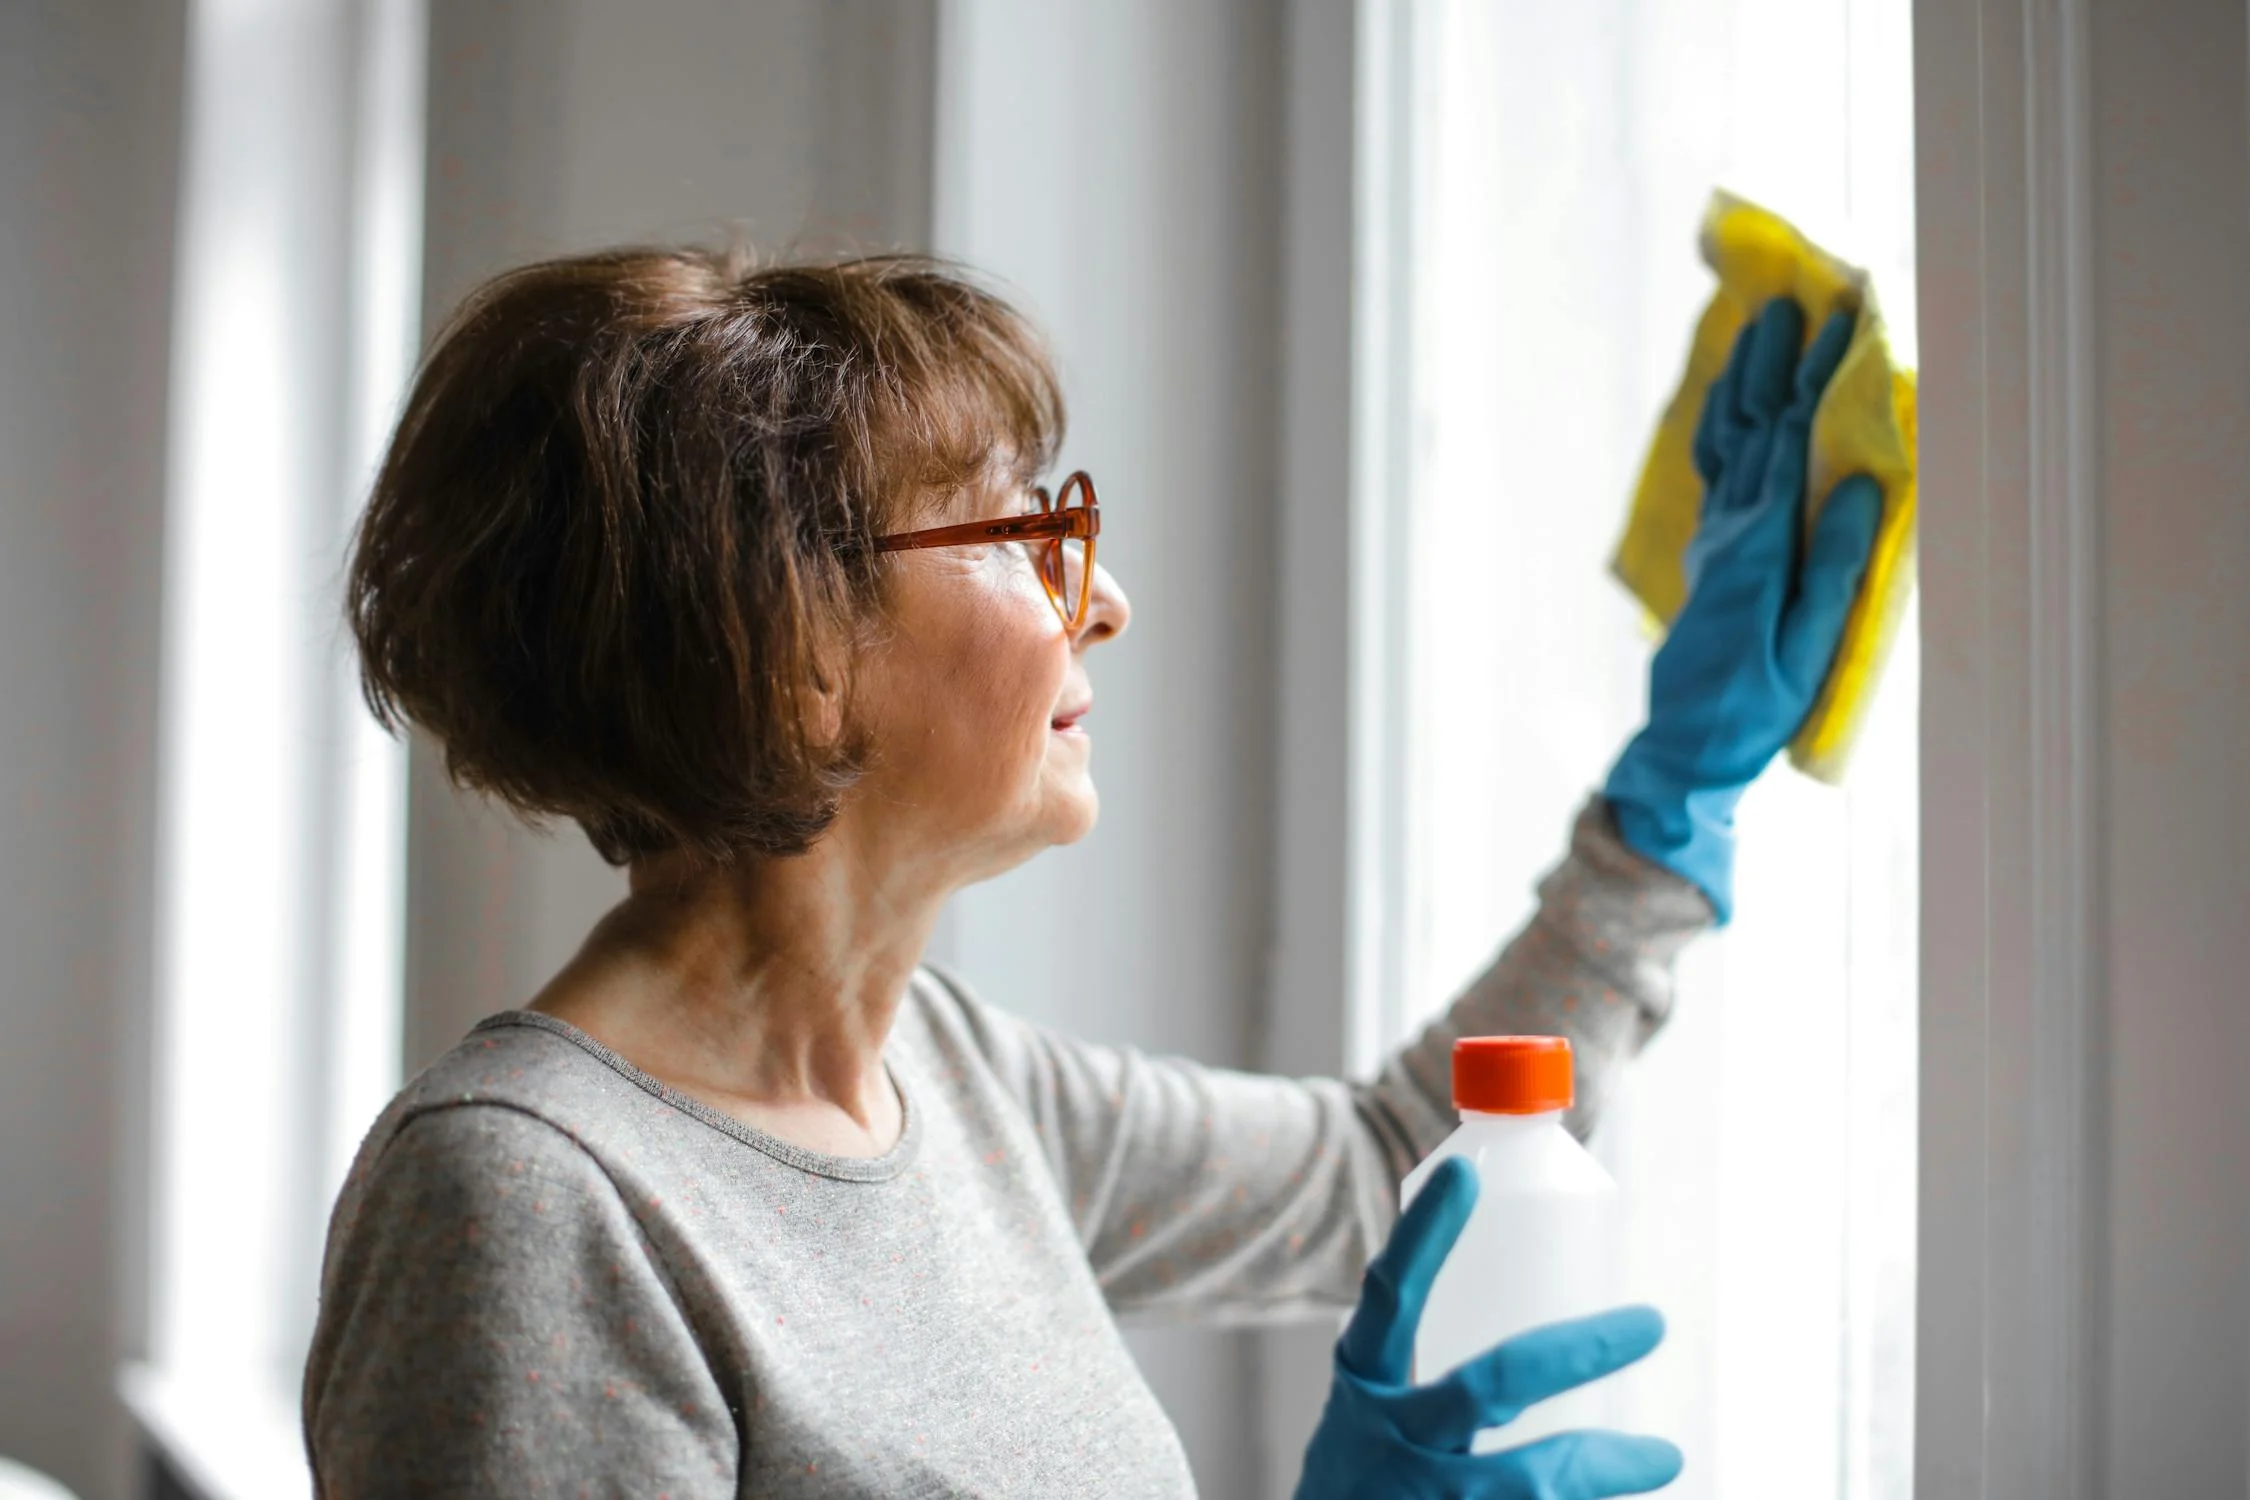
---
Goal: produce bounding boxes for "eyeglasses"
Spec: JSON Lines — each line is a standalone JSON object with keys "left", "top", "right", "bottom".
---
{"left": 872, "top": 470, "right": 1101, "bottom": 631}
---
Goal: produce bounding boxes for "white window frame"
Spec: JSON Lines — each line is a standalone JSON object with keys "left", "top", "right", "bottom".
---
{"left": 123, "top": 2, "right": 426, "bottom": 1495}
{"left": 1910, "top": 0, "right": 2103, "bottom": 1492}
{"left": 1365, "top": 2, "right": 1922, "bottom": 1490}
{"left": 1261, "top": 0, "right": 2119, "bottom": 1491}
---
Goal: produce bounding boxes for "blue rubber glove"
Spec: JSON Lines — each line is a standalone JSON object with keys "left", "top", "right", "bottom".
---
{"left": 1604, "top": 298, "right": 1885, "bottom": 922}
{"left": 1294, "top": 1157, "right": 1683, "bottom": 1499}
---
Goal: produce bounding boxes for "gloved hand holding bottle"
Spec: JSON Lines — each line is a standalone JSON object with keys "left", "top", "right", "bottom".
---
{"left": 1604, "top": 297, "right": 1885, "bottom": 921}
{"left": 1294, "top": 1157, "right": 1682, "bottom": 1499}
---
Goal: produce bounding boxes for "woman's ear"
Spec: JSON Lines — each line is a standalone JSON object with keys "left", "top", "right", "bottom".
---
{"left": 806, "top": 614, "right": 879, "bottom": 753}
{"left": 809, "top": 678, "right": 845, "bottom": 747}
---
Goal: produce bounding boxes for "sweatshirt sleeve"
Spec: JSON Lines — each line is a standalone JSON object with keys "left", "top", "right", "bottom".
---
{"left": 303, "top": 1103, "right": 738, "bottom": 1499}
{"left": 929, "top": 796, "right": 1709, "bottom": 1325}
{"left": 1354, "top": 796, "right": 1714, "bottom": 1176}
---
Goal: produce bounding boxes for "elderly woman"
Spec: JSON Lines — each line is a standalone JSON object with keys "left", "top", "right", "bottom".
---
{"left": 305, "top": 250, "right": 1876, "bottom": 1497}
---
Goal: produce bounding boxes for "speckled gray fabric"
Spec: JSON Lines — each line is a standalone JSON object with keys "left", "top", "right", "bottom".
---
{"left": 302, "top": 799, "right": 1708, "bottom": 1497}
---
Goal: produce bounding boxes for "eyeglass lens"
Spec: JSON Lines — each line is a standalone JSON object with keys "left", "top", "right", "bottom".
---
{"left": 1040, "top": 478, "right": 1093, "bottom": 628}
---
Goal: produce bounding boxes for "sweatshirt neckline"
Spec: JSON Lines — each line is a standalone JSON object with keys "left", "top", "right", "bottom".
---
{"left": 474, "top": 1009, "right": 924, "bottom": 1184}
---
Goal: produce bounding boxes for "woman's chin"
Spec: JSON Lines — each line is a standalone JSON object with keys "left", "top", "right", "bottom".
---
{"left": 1041, "top": 780, "right": 1100, "bottom": 847}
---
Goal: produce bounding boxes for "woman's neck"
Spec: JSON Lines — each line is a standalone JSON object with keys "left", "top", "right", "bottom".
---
{"left": 528, "top": 826, "right": 948, "bottom": 1158}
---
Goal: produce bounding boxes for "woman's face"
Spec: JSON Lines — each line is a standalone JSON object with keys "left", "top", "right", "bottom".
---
{"left": 844, "top": 471, "right": 1130, "bottom": 887}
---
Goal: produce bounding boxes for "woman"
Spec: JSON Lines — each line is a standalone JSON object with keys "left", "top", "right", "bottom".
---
{"left": 305, "top": 248, "right": 1877, "bottom": 1497}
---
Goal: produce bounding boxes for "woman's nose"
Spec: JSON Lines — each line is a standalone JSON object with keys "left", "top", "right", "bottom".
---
{"left": 1073, "top": 560, "right": 1130, "bottom": 647}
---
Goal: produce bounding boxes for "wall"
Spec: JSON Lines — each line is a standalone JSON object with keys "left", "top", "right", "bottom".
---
{"left": 2087, "top": 0, "right": 2250, "bottom": 1484}
{"left": 1914, "top": 0, "right": 2250, "bottom": 1489}
{"left": 929, "top": 4, "right": 1285, "bottom": 1494}
{"left": 0, "top": 3, "right": 184, "bottom": 1497}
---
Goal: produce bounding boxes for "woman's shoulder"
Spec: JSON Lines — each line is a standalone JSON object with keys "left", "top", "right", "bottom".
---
{"left": 390, "top": 1010, "right": 635, "bottom": 1133}
{"left": 899, "top": 963, "right": 1124, "bottom": 1116}
{"left": 897, "top": 962, "right": 1042, "bottom": 1077}
{"left": 305, "top": 1029, "right": 712, "bottom": 1443}
{"left": 333, "top": 1018, "right": 622, "bottom": 1215}
{"left": 336, "top": 1011, "right": 697, "bottom": 1216}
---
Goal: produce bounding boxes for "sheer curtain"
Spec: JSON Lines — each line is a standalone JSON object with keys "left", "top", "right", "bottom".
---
{"left": 1377, "top": 3, "right": 1917, "bottom": 1495}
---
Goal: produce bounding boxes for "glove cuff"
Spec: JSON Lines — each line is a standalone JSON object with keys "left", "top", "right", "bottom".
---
{"left": 1601, "top": 753, "right": 1742, "bottom": 924}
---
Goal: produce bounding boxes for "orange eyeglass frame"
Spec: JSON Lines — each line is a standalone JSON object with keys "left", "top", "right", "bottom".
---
{"left": 871, "top": 470, "right": 1102, "bottom": 631}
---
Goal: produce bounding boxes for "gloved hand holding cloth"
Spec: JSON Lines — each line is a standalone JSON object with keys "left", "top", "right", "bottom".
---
{"left": 1604, "top": 298, "right": 1884, "bottom": 921}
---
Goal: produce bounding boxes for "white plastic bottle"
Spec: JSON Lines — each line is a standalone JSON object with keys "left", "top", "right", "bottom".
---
{"left": 1400, "top": 1035, "right": 1624, "bottom": 1452}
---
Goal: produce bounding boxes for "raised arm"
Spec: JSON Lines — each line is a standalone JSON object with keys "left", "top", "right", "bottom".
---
{"left": 1361, "top": 299, "right": 1888, "bottom": 1175}
{"left": 1353, "top": 796, "right": 1712, "bottom": 1178}
{"left": 919, "top": 795, "right": 1708, "bottom": 1325}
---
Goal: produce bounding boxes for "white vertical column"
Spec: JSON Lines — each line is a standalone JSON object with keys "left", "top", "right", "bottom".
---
{"left": 138, "top": 0, "right": 424, "bottom": 1490}
{"left": 2084, "top": 0, "right": 2250, "bottom": 1488}
{"left": 1915, "top": 0, "right": 2103, "bottom": 1488}
{"left": 152, "top": 0, "right": 352, "bottom": 1387}
{"left": 1258, "top": 2, "right": 1372, "bottom": 1490}
{"left": 322, "top": 0, "right": 425, "bottom": 1249}
{"left": 1915, "top": 0, "right": 2250, "bottom": 1490}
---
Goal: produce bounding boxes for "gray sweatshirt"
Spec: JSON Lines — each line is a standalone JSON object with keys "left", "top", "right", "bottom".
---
{"left": 302, "top": 801, "right": 1708, "bottom": 1497}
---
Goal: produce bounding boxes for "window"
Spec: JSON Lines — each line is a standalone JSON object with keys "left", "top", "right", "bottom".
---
{"left": 1361, "top": 2, "right": 1918, "bottom": 1493}
{"left": 123, "top": 3, "right": 425, "bottom": 1494}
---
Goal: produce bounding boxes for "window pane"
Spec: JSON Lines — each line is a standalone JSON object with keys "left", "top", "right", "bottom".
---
{"left": 1384, "top": 2, "right": 1916, "bottom": 1494}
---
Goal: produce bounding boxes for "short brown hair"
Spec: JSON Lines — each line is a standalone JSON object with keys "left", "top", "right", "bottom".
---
{"left": 347, "top": 247, "right": 1064, "bottom": 865}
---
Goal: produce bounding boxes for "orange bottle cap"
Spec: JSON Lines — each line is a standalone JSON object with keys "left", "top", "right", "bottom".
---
{"left": 1452, "top": 1036, "right": 1574, "bottom": 1114}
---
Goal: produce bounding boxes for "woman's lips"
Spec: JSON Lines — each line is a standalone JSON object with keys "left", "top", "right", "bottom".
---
{"left": 1050, "top": 702, "right": 1091, "bottom": 732}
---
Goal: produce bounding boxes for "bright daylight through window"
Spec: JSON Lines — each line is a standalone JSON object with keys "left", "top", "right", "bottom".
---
{"left": 1370, "top": 3, "right": 1917, "bottom": 1495}
{"left": 128, "top": 2, "right": 422, "bottom": 1491}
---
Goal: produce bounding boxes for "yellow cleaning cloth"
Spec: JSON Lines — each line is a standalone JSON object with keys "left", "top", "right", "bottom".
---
{"left": 1612, "top": 190, "right": 1918, "bottom": 784}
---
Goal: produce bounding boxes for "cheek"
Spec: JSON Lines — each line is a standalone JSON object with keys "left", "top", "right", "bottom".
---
{"left": 871, "top": 559, "right": 1069, "bottom": 790}
{"left": 945, "top": 612, "right": 1064, "bottom": 756}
